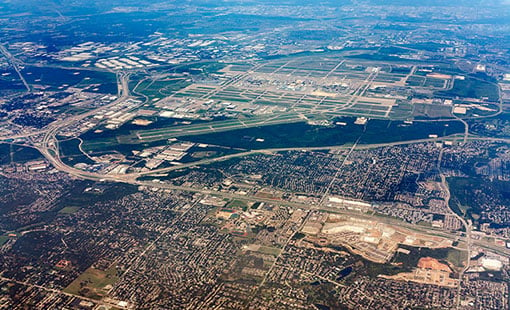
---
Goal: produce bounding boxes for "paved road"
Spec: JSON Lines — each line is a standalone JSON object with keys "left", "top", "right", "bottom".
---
{"left": 0, "top": 43, "right": 30, "bottom": 92}
{"left": 4, "top": 53, "right": 509, "bottom": 309}
{"left": 438, "top": 148, "right": 472, "bottom": 309}
{"left": 0, "top": 276, "right": 123, "bottom": 309}
{"left": 33, "top": 132, "right": 510, "bottom": 259}
{"left": 16, "top": 62, "right": 508, "bottom": 268}
{"left": 136, "top": 135, "right": 510, "bottom": 177}
{"left": 36, "top": 73, "right": 133, "bottom": 173}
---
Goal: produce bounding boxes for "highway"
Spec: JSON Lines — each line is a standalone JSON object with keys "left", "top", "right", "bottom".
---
{"left": 24, "top": 127, "right": 510, "bottom": 310}
{"left": 135, "top": 135, "right": 510, "bottom": 177}
{"left": 0, "top": 43, "right": 30, "bottom": 92}
{"left": 32, "top": 127, "right": 510, "bottom": 260}
{"left": 0, "top": 276, "right": 123, "bottom": 309}
{"left": 0, "top": 14, "right": 507, "bottom": 310}
{"left": 35, "top": 72, "right": 133, "bottom": 176}
{"left": 438, "top": 148, "right": 473, "bottom": 309}
{"left": 15, "top": 65, "right": 507, "bottom": 274}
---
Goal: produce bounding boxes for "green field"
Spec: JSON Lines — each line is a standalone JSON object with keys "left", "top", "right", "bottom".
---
{"left": 0, "top": 235, "right": 10, "bottom": 246}
{"left": 227, "top": 199, "right": 249, "bottom": 210}
{"left": 134, "top": 78, "right": 191, "bottom": 99}
{"left": 256, "top": 246, "right": 281, "bottom": 256}
{"left": 448, "top": 176, "right": 510, "bottom": 223}
{"left": 392, "top": 245, "right": 466, "bottom": 270}
{"left": 58, "top": 206, "right": 80, "bottom": 214}
{"left": 413, "top": 103, "right": 453, "bottom": 119}
{"left": 64, "top": 265, "right": 120, "bottom": 300}
{"left": 437, "top": 76, "right": 499, "bottom": 102}
{"left": 0, "top": 144, "right": 44, "bottom": 163}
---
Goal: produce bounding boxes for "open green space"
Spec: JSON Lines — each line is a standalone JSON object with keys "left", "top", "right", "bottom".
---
{"left": 22, "top": 66, "right": 117, "bottom": 94}
{"left": 134, "top": 78, "right": 191, "bottom": 99}
{"left": 58, "top": 206, "right": 80, "bottom": 214}
{"left": 0, "top": 68, "right": 27, "bottom": 94}
{"left": 0, "top": 235, "right": 10, "bottom": 246}
{"left": 64, "top": 265, "right": 120, "bottom": 300}
{"left": 179, "top": 117, "right": 464, "bottom": 150}
{"left": 448, "top": 176, "right": 510, "bottom": 225}
{"left": 55, "top": 182, "right": 139, "bottom": 210}
{"left": 437, "top": 75, "right": 499, "bottom": 102}
{"left": 0, "top": 143, "right": 10, "bottom": 165}
{"left": 79, "top": 115, "right": 465, "bottom": 157}
{"left": 413, "top": 103, "right": 453, "bottom": 119}
{"left": 392, "top": 245, "right": 466, "bottom": 270}
{"left": 256, "top": 246, "right": 282, "bottom": 256}
{"left": 467, "top": 113, "right": 510, "bottom": 138}
{"left": 59, "top": 138, "right": 96, "bottom": 165}
{"left": 10, "top": 145, "right": 43, "bottom": 163}
{"left": 227, "top": 199, "right": 249, "bottom": 210}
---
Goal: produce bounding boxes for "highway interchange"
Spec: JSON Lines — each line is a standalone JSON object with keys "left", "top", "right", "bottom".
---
{"left": 0, "top": 60, "right": 508, "bottom": 310}
{"left": 11, "top": 87, "right": 509, "bottom": 260}
{"left": 1, "top": 64, "right": 509, "bottom": 278}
